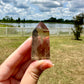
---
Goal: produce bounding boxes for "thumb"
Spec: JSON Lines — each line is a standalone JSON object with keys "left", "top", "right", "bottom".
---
{"left": 20, "top": 60, "right": 53, "bottom": 84}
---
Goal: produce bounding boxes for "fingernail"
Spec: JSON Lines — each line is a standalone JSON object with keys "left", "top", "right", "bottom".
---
{"left": 39, "top": 60, "right": 54, "bottom": 70}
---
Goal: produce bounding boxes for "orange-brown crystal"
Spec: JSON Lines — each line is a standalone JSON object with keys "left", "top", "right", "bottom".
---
{"left": 31, "top": 22, "right": 50, "bottom": 60}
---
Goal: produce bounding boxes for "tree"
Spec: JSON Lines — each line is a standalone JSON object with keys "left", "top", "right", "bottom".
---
{"left": 2, "top": 16, "right": 14, "bottom": 22}
{"left": 16, "top": 17, "right": 21, "bottom": 23}
{"left": 2, "top": 18, "right": 6, "bottom": 22}
{"left": 57, "top": 18, "right": 64, "bottom": 23}
{"left": 72, "top": 13, "right": 84, "bottom": 40}
{"left": 2, "top": 16, "right": 10, "bottom": 22}
{"left": 48, "top": 17, "right": 57, "bottom": 22}
{"left": 10, "top": 17, "right": 14, "bottom": 22}
{"left": 5, "top": 16, "right": 10, "bottom": 21}
{"left": 23, "top": 18, "right": 25, "bottom": 23}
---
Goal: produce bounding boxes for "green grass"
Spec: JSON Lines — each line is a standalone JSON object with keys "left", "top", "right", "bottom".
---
{"left": 0, "top": 24, "right": 7, "bottom": 27}
{"left": 0, "top": 36, "right": 84, "bottom": 84}
{"left": 0, "top": 24, "right": 13, "bottom": 27}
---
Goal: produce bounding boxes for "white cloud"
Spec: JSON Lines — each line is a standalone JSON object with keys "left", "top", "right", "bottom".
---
{"left": 2, "top": 0, "right": 13, "bottom": 3}
{"left": 66, "top": 0, "right": 84, "bottom": 12}
{"left": 30, "top": 0, "right": 63, "bottom": 12}
{"left": 0, "top": 0, "right": 84, "bottom": 20}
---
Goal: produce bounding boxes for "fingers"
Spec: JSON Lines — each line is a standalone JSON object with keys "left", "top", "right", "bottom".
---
{"left": 0, "top": 37, "right": 32, "bottom": 81}
{"left": 13, "top": 60, "right": 32, "bottom": 81}
{"left": 20, "top": 60, "right": 53, "bottom": 84}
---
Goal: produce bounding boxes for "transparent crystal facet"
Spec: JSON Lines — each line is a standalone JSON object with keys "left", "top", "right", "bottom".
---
{"left": 31, "top": 22, "right": 50, "bottom": 60}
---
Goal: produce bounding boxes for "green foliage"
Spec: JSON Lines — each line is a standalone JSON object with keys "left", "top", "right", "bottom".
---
{"left": 72, "top": 13, "right": 84, "bottom": 40}
{"left": 47, "top": 17, "right": 57, "bottom": 22}
{"left": 16, "top": 17, "right": 21, "bottom": 23}
{"left": 1, "top": 16, "right": 16, "bottom": 22}
{"left": 43, "top": 17, "right": 74, "bottom": 23}
{"left": 0, "top": 16, "right": 74, "bottom": 23}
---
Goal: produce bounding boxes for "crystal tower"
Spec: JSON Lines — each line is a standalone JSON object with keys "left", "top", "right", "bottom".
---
{"left": 31, "top": 22, "right": 50, "bottom": 60}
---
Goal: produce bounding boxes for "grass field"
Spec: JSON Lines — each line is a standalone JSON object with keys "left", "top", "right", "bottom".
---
{"left": 0, "top": 24, "right": 13, "bottom": 27}
{"left": 0, "top": 36, "right": 84, "bottom": 84}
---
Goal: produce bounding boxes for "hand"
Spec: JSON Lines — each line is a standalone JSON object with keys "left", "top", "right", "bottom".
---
{"left": 0, "top": 37, "right": 53, "bottom": 84}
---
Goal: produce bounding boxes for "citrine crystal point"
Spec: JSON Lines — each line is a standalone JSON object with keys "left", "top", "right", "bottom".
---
{"left": 32, "top": 22, "right": 50, "bottom": 60}
{"left": 36, "top": 22, "right": 49, "bottom": 30}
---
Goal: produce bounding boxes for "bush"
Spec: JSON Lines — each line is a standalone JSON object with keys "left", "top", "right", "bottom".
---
{"left": 72, "top": 13, "right": 84, "bottom": 40}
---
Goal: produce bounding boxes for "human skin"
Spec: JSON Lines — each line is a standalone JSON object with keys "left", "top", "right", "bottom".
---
{"left": 0, "top": 37, "right": 53, "bottom": 84}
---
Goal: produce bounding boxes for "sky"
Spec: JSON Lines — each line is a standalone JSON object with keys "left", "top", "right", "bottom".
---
{"left": 0, "top": 0, "right": 84, "bottom": 20}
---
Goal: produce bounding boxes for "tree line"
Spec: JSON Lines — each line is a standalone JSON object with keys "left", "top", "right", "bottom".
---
{"left": 0, "top": 16, "right": 74, "bottom": 23}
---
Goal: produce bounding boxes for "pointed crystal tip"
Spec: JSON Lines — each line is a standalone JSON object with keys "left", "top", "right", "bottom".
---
{"left": 36, "top": 22, "right": 49, "bottom": 30}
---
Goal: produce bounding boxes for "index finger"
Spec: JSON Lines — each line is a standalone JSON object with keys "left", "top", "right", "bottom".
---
{"left": 0, "top": 37, "right": 32, "bottom": 81}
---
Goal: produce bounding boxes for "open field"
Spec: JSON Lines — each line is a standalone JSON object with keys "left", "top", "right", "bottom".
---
{"left": 0, "top": 36, "right": 84, "bottom": 84}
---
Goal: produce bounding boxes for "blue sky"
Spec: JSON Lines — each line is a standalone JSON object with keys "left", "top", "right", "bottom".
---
{"left": 0, "top": 0, "right": 84, "bottom": 20}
